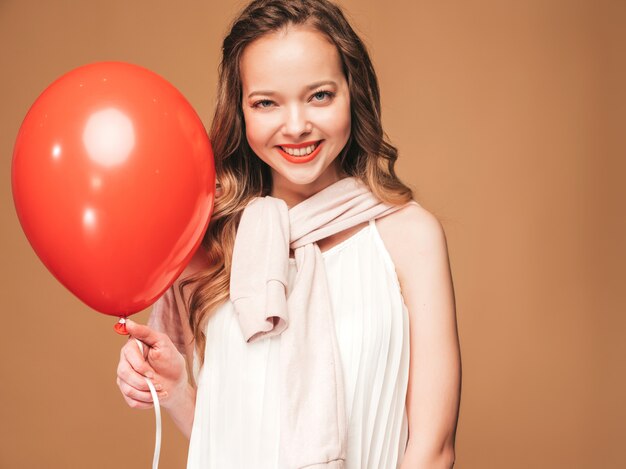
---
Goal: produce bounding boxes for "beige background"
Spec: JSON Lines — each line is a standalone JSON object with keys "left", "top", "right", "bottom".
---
{"left": 1, "top": 1, "right": 624, "bottom": 468}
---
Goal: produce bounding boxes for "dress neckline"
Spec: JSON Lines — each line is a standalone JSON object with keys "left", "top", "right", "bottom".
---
{"left": 288, "top": 222, "right": 372, "bottom": 263}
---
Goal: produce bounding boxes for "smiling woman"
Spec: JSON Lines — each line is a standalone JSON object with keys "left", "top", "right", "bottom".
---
{"left": 114, "top": 1, "right": 460, "bottom": 468}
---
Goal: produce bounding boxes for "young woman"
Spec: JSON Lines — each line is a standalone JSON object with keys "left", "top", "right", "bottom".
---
{"left": 116, "top": 1, "right": 461, "bottom": 467}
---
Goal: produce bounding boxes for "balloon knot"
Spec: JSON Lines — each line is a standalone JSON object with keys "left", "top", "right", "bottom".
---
{"left": 114, "top": 317, "right": 129, "bottom": 335}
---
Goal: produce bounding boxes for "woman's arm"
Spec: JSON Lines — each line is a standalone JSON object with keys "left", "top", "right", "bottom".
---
{"left": 378, "top": 204, "right": 461, "bottom": 468}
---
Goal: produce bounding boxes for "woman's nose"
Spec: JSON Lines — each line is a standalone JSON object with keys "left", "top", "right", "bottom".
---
{"left": 282, "top": 104, "right": 311, "bottom": 137}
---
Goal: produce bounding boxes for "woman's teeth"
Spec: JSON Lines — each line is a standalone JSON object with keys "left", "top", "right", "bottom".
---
{"left": 280, "top": 142, "right": 319, "bottom": 156}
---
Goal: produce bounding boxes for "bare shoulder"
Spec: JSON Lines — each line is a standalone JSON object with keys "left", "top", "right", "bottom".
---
{"left": 375, "top": 200, "right": 447, "bottom": 250}
{"left": 186, "top": 245, "right": 212, "bottom": 274}
{"left": 375, "top": 201, "right": 449, "bottom": 283}
{"left": 176, "top": 245, "right": 211, "bottom": 289}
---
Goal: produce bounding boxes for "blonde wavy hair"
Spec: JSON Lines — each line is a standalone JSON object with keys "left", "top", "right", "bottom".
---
{"left": 181, "top": 0, "right": 415, "bottom": 365}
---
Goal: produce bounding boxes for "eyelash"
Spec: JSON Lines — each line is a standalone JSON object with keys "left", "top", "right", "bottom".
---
{"left": 251, "top": 90, "right": 335, "bottom": 109}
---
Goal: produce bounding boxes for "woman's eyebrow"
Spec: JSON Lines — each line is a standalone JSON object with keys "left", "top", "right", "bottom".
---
{"left": 247, "top": 80, "right": 337, "bottom": 99}
{"left": 306, "top": 80, "right": 337, "bottom": 89}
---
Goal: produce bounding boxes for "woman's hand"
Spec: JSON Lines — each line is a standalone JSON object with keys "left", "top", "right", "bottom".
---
{"left": 116, "top": 319, "right": 190, "bottom": 411}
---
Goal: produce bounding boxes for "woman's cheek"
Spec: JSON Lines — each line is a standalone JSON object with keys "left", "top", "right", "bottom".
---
{"left": 313, "top": 105, "right": 341, "bottom": 129}
{"left": 244, "top": 114, "right": 267, "bottom": 148}
{"left": 247, "top": 112, "right": 281, "bottom": 140}
{"left": 319, "top": 104, "right": 350, "bottom": 142}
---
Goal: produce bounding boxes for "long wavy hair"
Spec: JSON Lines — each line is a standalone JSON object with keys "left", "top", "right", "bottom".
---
{"left": 181, "top": 0, "right": 415, "bottom": 365}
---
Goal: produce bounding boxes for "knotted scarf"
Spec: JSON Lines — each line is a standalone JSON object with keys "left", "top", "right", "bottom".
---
{"left": 230, "top": 176, "right": 416, "bottom": 468}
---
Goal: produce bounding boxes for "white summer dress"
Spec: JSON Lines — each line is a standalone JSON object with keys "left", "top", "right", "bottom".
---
{"left": 186, "top": 219, "right": 410, "bottom": 469}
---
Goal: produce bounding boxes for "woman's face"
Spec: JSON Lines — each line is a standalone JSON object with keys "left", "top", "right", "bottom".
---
{"left": 240, "top": 24, "right": 351, "bottom": 200}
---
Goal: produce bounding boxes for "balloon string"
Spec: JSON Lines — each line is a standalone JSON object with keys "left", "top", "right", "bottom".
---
{"left": 134, "top": 338, "right": 161, "bottom": 469}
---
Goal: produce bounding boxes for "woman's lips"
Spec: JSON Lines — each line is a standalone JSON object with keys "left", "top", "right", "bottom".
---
{"left": 279, "top": 140, "right": 320, "bottom": 149}
{"left": 276, "top": 140, "right": 323, "bottom": 164}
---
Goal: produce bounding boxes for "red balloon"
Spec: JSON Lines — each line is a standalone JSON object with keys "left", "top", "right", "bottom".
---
{"left": 12, "top": 61, "right": 215, "bottom": 319}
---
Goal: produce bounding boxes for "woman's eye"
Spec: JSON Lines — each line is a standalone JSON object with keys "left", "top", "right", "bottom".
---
{"left": 252, "top": 99, "right": 273, "bottom": 109}
{"left": 312, "top": 91, "right": 334, "bottom": 102}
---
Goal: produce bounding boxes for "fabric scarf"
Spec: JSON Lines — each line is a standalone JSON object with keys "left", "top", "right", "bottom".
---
{"left": 229, "top": 176, "right": 415, "bottom": 468}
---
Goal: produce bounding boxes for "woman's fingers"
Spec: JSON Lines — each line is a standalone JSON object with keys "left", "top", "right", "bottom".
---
{"left": 117, "top": 357, "right": 152, "bottom": 392}
{"left": 121, "top": 389, "right": 154, "bottom": 410}
{"left": 117, "top": 376, "right": 167, "bottom": 406}
{"left": 126, "top": 319, "right": 162, "bottom": 348}
{"left": 122, "top": 339, "right": 156, "bottom": 379}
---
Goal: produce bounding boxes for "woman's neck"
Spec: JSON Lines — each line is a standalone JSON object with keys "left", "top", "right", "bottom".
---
{"left": 270, "top": 164, "right": 347, "bottom": 208}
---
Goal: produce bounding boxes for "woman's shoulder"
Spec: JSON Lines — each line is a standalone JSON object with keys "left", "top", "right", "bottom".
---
{"left": 171, "top": 244, "right": 212, "bottom": 295}
{"left": 375, "top": 200, "right": 448, "bottom": 282}
{"left": 183, "top": 245, "right": 212, "bottom": 277}
{"left": 376, "top": 200, "right": 443, "bottom": 240}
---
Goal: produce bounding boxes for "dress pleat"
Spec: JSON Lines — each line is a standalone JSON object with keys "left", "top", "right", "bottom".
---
{"left": 187, "top": 219, "right": 410, "bottom": 469}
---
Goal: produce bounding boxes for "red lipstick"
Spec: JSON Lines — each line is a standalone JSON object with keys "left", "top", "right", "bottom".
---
{"left": 276, "top": 140, "right": 323, "bottom": 164}
{"left": 279, "top": 140, "right": 320, "bottom": 149}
